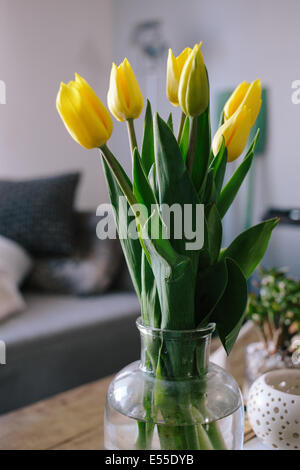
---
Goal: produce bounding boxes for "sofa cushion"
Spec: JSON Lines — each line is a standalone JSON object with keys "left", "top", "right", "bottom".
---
{"left": 27, "top": 212, "right": 124, "bottom": 295}
{"left": 27, "top": 238, "right": 122, "bottom": 296}
{"left": 0, "top": 292, "right": 140, "bottom": 346}
{"left": 0, "top": 173, "right": 80, "bottom": 256}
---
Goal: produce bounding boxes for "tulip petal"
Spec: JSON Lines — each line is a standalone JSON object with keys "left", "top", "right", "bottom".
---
{"left": 176, "top": 47, "right": 192, "bottom": 74}
{"left": 166, "top": 47, "right": 192, "bottom": 107}
{"left": 178, "top": 43, "right": 209, "bottom": 117}
{"left": 185, "top": 46, "right": 209, "bottom": 116}
{"left": 166, "top": 49, "right": 180, "bottom": 106}
{"left": 121, "top": 58, "right": 143, "bottom": 119}
{"left": 57, "top": 83, "right": 110, "bottom": 149}
{"left": 242, "top": 79, "right": 262, "bottom": 126}
{"left": 178, "top": 46, "right": 195, "bottom": 115}
{"left": 224, "top": 81, "right": 250, "bottom": 120}
{"left": 107, "top": 59, "right": 143, "bottom": 121}
{"left": 212, "top": 105, "right": 251, "bottom": 161}
{"left": 226, "top": 107, "right": 252, "bottom": 162}
{"left": 107, "top": 63, "right": 128, "bottom": 121}
{"left": 74, "top": 73, "right": 113, "bottom": 136}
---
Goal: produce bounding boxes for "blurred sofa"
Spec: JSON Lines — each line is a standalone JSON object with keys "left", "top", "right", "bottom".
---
{"left": 0, "top": 212, "right": 141, "bottom": 415}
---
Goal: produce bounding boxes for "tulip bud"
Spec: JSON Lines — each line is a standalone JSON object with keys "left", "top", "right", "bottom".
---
{"left": 178, "top": 43, "right": 209, "bottom": 117}
{"left": 212, "top": 105, "right": 252, "bottom": 162}
{"left": 107, "top": 58, "right": 143, "bottom": 122}
{"left": 224, "top": 79, "right": 262, "bottom": 126}
{"left": 56, "top": 74, "right": 113, "bottom": 149}
{"left": 213, "top": 78, "right": 262, "bottom": 162}
{"left": 166, "top": 47, "right": 192, "bottom": 106}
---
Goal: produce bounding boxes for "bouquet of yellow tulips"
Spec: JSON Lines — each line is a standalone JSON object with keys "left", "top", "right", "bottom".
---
{"left": 57, "top": 43, "right": 277, "bottom": 450}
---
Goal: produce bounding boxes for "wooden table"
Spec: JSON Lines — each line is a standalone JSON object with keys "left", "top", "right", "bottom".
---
{"left": 0, "top": 377, "right": 111, "bottom": 450}
{"left": 0, "top": 376, "right": 254, "bottom": 450}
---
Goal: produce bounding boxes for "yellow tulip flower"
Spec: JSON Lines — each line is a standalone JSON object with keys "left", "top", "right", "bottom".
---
{"left": 56, "top": 74, "right": 113, "bottom": 149}
{"left": 107, "top": 58, "right": 143, "bottom": 122}
{"left": 224, "top": 79, "right": 262, "bottom": 126}
{"left": 178, "top": 43, "right": 209, "bottom": 117}
{"left": 166, "top": 47, "right": 192, "bottom": 106}
{"left": 212, "top": 105, "right": 253, "bottom": 162}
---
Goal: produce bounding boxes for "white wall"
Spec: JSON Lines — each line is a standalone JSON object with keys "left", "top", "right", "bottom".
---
{"left": 0, "top": 0, "right": 112, "bottom": 208}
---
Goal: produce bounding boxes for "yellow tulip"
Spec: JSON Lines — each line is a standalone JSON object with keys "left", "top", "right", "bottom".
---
{"left": 224, "top": 79, "right": 262, "bottom": 126}
{"left": 212, "top": 105, "right": 253, "bottom": 162}
{"left": 178, "top": 43, "right": 209, "bottom": 117}
{"left": 56, "top": 74, "right": 113, "bottom": 149}
{"left": 107, "top": 58, "right": 143, "bottom": 122}
{"left": 166, "top": 47, "right": 192, "bottom": 106}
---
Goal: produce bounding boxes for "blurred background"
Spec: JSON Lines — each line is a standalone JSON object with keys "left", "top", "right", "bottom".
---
{"left": 1, "top": 0, "right": 300, "bottom": 268}
{"left": 0, "top": 0, "right": 300, "bottom": 414}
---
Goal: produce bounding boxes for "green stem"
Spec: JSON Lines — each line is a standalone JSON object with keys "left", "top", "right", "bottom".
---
{"left": 99, "top": 144, "right": 137, "bottom": 207}
{"left": 177, "top": 112, "right": 186, "bottom": 144}
{"left": 127, "top": 118, "right": 138, "bottom": 158}
{"left": 136, "top": 348, "right": 156, "bottom": 450}
{"left": 136, "top": 328, "right": 228, "bottom": 450}
{"left": 152, "top": 351, "right": 216, "bottom": 450}
{"left": 136, "top": 421, "right": 155, "bottom": 450}
{"left": 186, "top": 116, "right": 197, "bottom": 176}
{"left": 205, "top": 421, "right": 228, "bottom": 450}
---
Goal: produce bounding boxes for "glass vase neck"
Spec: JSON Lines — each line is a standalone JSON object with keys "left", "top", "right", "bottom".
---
{"left": 136, "top": 318, "right": 215, "bottom": 379}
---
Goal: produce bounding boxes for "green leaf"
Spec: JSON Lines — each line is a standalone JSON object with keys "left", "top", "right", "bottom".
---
{"left": 133, "top": 149, "right": 157, "bottom": 211}
{"left": 133, "top": 148, "right": 185, "bottom": 268}
{"left": 141, "top": 212, "right": 196, "bottom": 330}
{"left": 217, "top": 130, "right": 260, "bottom": 219}
{"left": 212, "top": 258, "right": 248, "bottom": 355}
{"left": 148, "top": 163, "right": 159, "bottom": 200}
{"left": 102, "top": 157, "right": 142, "bottom": 300}
{"left": 192, "top": 104, "right": 211, "bottom": 192}
{"left": 221, "top": 218, "right": 279, "bottom": 279}
{"left": 154, "top": 113, "right": 200, "bottom": 269}
{"left": 167, "top": 112, "right": 173, "bottom": 132}
{"left": 218, "top": 110, "right": 225, "bottom": 127}
{"left": 211, "top": 138, "right": 227, "bottom": 197}
{"left": 141, "top": 100, "right": 155, "bottom": 176}
{"left": 132, "top": 148, "right": 197, "bottom": 330}
{"left": 206, "top": 204, "right": 222, "bottom": 264}
{"left": 134, "top": 154, "right": 161, "bottom": 329}
{"left": 133, "top": 149, "right": 164, "bottom": 265}
{"left": 179, "top": 116, "right": 190, "bottom": 161}
{"left": 195, "top": 260, "right": 228, "bottom": 327}
{"left": 201, "top": 168, "right": 217, "bottom": 204}
{"left": 141, "top": 250, "right": 161, "bottom": 328}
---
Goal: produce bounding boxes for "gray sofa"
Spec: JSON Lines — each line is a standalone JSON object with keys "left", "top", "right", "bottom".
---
{"left": 0, "top": 214, "right": 141, "bottom": 415}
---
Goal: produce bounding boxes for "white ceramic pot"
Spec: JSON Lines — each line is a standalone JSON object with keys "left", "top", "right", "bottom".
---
{"left": 247, "top": 369, "right": 300, "bottom": 450}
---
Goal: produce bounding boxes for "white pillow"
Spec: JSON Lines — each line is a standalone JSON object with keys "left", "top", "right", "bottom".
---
{"left": 0, "top": 235, "right": 32, "bottom": 284}
{"left": 0, "top": 236, "right": 32, "bottom": 321}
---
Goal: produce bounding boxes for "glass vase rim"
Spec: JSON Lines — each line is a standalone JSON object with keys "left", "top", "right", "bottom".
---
{"left": 136, "top": 317, "right": 216, "bottom": 338}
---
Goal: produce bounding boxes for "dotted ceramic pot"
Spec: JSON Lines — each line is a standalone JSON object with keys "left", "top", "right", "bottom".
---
{"left": 247, "top": 369, "right": 300, "bottom": 450}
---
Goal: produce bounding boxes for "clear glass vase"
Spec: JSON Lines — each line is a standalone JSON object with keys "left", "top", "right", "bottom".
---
{"left": 104, "top": 319, "right": 244, "bottom": 450}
